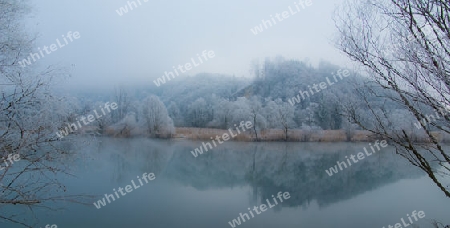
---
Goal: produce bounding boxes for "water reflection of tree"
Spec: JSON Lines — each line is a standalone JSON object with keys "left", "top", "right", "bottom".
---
{"left": 244, "top": 143, "right": 313, "bottom": 212}
{"left": 103, "top": 138, "right": 174, "bottom": 183}
{"left": 161, "top": 142, "right": 424, "bottom": 209}
{"left": 98, "top": 140, "right": 427, "bottom": 209}
{"left": 246, "top": 144, "right": 259, "bottom": 205}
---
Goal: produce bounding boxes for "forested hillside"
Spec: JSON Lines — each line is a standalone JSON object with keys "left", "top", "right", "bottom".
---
{"left": 57, "top": 57, "right": 426, "bottom": 141}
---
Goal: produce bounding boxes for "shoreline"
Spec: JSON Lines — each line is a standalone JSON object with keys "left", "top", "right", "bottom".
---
{"left": 72, "top": 126, "right": 446, "bottom": 143}
{"left": 175, "top": 128, "right": 374, "bottom": 142}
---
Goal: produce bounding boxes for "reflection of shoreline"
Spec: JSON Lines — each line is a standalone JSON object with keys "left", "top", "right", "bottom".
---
{"left": 91, "top": 139, "right": 427, "bottom": 209}
{"left": 179, "top": 143, "right": 424, "bottom": 207}
{"left": 325, "top": 140, "right": 389, "bottom": 176}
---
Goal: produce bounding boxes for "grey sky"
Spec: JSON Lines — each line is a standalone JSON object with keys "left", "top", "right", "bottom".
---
{"left": 26, "top": 0, "right": 350, "bottom": 87}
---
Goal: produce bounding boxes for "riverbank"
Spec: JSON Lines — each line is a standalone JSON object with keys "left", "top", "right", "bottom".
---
{"left": 76, "top": 126, "right": 446, "bottom": 143}
{"left": 174, "top": 128, "right": 449, "bottom": 143}
{"left": 175, "top": 128, "right": 372, "bottom": 142}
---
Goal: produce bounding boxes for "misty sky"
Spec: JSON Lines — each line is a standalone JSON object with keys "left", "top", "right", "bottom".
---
{"left": 26, "top": 0, "right": 350, "bottom": 87}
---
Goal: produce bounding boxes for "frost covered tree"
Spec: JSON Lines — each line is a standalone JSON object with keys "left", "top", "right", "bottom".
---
{"left": 109, "top": 112, "right": 138, "bottom": 137}
{"left": 167, "top": 101, "right": 184, "bottom": 127}
{"left": 141, "top": 95, "right": 174, "bottom": 137}
{"left": 264, "top": 100, "right": 280, "bottom": 129}
{"left": 315, "top": 96, "right": 331, "bottom": 130}
{"left": 230, "top": 97, "right": 250, "bottom": 124}
{"left": 112, "top": 86, "right": 130, "bottom": 123}
{"left": 229, "top": 97, "right": 266, "bottom": 141}
{"left": 335, "top": 0, "right": 450, "bottom": 196}
{"left": 276, "top": 99, "right": 296, "bottom": 141}
{"left": 87, "top": 101, "right": 112, "bottom": 134}
{"left": 247, "top": 97, "right": 267, "bottom": 141}
{"left": 187, "top": 98, "right": 210, "bottom": 127}
{"left": 264, "top": 99, "right": 295, "bottom": 141}
{"left": 209, "top": 96, "right": 233, "bottom": 129}
{"left": 0, "top": 1, "right": 86, "bottom": 226}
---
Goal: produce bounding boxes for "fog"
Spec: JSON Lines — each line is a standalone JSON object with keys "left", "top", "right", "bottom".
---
{"left": 27, "top": 0, "right": 349, "bottom": 87}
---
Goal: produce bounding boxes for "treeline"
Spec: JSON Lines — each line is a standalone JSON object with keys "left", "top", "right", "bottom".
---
{"left": 61, "top": 58, "right": 426, "bottom": 139}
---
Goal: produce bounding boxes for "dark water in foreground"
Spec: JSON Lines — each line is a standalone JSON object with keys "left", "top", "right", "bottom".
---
{"left": 4, "top": 138, "right": 450, "bottom": 228}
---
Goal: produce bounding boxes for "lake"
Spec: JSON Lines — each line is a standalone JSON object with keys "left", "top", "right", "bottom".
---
{"left": 7, "top": 138, "right": 450, "bottom": 228}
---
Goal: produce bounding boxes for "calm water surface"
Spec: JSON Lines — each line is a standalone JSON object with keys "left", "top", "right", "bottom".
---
{"left": 10, "top": 138, "right": 450, "bottom": 228}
